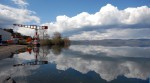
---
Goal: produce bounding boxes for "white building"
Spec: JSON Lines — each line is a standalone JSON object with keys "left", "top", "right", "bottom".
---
{"left": 0, "top": 29, "right": 11, "bottom": 41}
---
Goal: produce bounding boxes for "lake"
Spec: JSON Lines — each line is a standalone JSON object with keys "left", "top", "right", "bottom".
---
{"left": 0, "top": 45, "right": 150, "bottom": 83}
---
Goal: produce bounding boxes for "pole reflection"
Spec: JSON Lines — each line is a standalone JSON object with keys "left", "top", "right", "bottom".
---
{"left": 13, "top": 46, "right": 48, "bottom": 67}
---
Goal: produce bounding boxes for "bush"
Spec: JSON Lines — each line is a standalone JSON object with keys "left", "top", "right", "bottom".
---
{"left": 40, "top": 39, "right": 50, "bottom": 46}
{"left": 18, "top": 40, "right": 27, "bottom": 45}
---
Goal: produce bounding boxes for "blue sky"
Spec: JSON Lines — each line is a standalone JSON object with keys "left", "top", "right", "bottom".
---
{"left": 1, "top": 0, "right": 150, "bottom": 23}
{"left": 27, "top": 0, "right": 150, "bottom": 22}
{"left": 0, "top": 0, "right": 150, "bottom": 40}
{"left": 26, "top": 0, "right": 150, "bottom": 23}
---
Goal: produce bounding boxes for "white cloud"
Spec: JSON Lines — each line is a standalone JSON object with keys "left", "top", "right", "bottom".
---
{"left": 0, "top": 3, "right": 40, "bottom": 36}
{"left": 69, "top": 45, "right": 150, "bottom": 58}
{"left": 1, "top": 3, "right": 150, "bottom": 39}
{"left": 17, "top": 28, "right": 35, "bottom": 36}
{"left": 42, "top": 4, "right": 150, "bottom": 39}
{"left": 0, "top": 4, "right": 40, "bottom": 25}
{"left": 12, "top": 0, "right": 28, "bottom": 8}
{"left": 69, "top": 28, "right": 150, "bottom": 40}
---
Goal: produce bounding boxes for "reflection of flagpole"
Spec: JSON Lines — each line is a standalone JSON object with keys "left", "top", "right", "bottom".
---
{"left": 33, "top": 46, "right": 39, "bottom": 62}
{"left": 42, "top": 46, "right": 44, "bottom": 57}
{"left": 41, "top": 46, "right": 48, "bottom": 57}
{"left": 13, "top": 46, "right": 48, "bottom": 67}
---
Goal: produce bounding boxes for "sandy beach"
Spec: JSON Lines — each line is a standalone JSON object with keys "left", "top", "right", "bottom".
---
{"left": 0, "top": 45, "right": 27, "bottom": 60}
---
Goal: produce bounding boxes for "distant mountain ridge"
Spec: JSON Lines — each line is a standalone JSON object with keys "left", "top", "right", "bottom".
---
{"left": 71, "top": 39, "right": 150, "bottom": 47}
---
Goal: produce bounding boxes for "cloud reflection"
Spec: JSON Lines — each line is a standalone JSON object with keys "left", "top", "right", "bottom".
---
{"left": 47, "top": 45, "right": 150, "bottom": 81}
{"left": 0, "top": 45, "right": 149, "bottom": 82}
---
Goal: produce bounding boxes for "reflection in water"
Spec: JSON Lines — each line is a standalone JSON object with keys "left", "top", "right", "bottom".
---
{"left": 47, "top": 45, "right": 150, "bottom": 82}
{"left": 51, "top": 45, "right": 64, "bottom": 55}
{"left": 0, "top": 45, "right": 149, "bottom": 83}
{"left": 13, "top": 46, "right": 48, "bottom": 67}
{"left": 69, "top": 45, "right": 150, "bottom": 58}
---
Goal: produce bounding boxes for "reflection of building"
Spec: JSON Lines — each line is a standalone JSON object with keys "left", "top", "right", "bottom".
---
{"left": 0, "top": 29, "right": 11, "bottom": 43}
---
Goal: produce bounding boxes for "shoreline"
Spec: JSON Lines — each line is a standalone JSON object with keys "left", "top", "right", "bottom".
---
{"left": 0, "top": 45, "right": 27, "bottom": 60}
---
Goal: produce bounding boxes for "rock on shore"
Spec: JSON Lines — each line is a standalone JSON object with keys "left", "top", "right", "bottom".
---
{"left": 0, "top": 45, "right": 27, "bottom": 60}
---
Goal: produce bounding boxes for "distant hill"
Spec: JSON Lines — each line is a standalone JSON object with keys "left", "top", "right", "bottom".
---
{"left": 71, "top": 39, "right": 150, "bottom": 47}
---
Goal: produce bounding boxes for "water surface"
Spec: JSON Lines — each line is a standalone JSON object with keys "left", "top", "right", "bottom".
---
{"left": 0, "top": 45, "right": 150, "bottom": 83}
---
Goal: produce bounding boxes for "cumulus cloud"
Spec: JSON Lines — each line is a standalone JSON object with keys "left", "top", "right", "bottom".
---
{"left": 1, "top": 3, "right": 150, "bottom": 39}
{"left": 69, "top": 4, "right": 148, "bottom": 27}
{"left": 0, "top": 3, "right": 40, "bottom": 36}
{"left": 12, "top": 0, "right": 28, "bottom": 8}
{"left": 0, "top": 4, "right": 40, "bottom": 26}
{"left": 69, "top": 45, "right": 150, "bottom": 58}
{"left": 42, "top": 4, "right": 150, "bottom": 40}
{"left": 69, "top": 28, "right": 150, "bottom": 40}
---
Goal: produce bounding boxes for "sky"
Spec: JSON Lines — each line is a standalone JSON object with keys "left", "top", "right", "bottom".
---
{"left": 0, "top": 0, "right": 150, "bottom": 40}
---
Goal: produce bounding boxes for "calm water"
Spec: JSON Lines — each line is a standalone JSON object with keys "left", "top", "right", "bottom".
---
{"left": 0, "top": 45, "right": 150, "bottom": 83}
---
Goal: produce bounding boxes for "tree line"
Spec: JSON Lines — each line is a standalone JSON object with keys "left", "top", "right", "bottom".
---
{"left": 40, "top": 32, "right": 70, "bottom": 46}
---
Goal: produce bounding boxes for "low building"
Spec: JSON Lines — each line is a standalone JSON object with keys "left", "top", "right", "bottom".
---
{"left": 0, "top": 29, "right": 11, "bottom": 43}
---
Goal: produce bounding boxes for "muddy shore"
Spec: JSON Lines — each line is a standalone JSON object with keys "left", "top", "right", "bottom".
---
{"left": 0, "top": 45, "right": 27, "bottom": 60}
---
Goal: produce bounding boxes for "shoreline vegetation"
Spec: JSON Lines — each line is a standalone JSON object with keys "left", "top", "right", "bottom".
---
{"left": 40, "top": 38, "right": 70, "bottom": 46}
{"left": 40, "top": 32, "right": 70, "bottom": 46}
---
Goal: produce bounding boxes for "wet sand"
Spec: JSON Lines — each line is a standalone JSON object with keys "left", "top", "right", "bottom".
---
{"left": 0, "top": 45, "right": 27, "bottom": 60}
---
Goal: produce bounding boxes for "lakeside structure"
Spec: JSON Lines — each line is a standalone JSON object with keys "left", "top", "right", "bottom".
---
{"left": 0, "top": 29, "right": 11, "bottom": 44}
{"left": 13, "top": 24, "right": 48, "bottom": 46}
